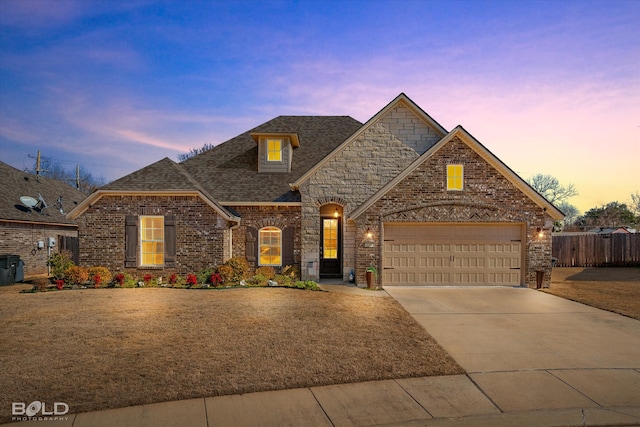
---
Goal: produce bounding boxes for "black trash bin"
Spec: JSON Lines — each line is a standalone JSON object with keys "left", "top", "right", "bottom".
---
{"left": 0, "top": 254, "right": 20, "bottom": 285}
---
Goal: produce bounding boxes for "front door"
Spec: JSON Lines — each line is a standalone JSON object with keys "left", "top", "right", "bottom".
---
{"left": 320, "top": 217, "right": 342, "bottom": 277}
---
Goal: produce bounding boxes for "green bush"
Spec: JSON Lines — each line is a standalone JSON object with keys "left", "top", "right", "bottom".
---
{"left": 293, "top": 280, "right": 320, "bottom": 291}
{"left": 48, "top": 251, "right": 74, "bottom": 280}
{"left": 197, "top": 267, "right": 216, "bottom": 285}
{"left": 273, "top": 274, "right": 292, "bottom": 286}
{"left": 249, "top": 274, "right": 268, "bottom": 287}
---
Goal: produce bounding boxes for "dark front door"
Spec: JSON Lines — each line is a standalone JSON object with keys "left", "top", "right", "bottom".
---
{"left": 320, "top": 217, "right": 342, "bottom": 277}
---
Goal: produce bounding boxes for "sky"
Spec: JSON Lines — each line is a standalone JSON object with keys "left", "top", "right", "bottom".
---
{"left": 0, "top": 0, "right": 638, "bottom": 214}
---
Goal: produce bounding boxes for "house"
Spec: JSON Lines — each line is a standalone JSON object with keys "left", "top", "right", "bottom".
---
{"left": 0, "top": 161, "right": 86, "bottom": 279}
{"left": 68, "top": 93, "right": 564, "bottom": 287}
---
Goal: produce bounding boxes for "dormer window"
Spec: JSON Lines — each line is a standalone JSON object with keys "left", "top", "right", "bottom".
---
{"left": 251, "top": 132, "right": 300, "bottom": 173}
{"left": 267, "top": 138, "right": 283, "bottom": 162}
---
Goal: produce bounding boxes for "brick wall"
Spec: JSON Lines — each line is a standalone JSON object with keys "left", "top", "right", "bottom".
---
{"left": 77, "top": 195, "right": 230, "bottom": 277}
{"left": 0, "top": 221, "right": 77, "bottom": 279}
{"left": 355, "top": 136, "right": 555, "bottom": 287}
{"left": 228, "top": 205, "right": 301, "bottom": 272}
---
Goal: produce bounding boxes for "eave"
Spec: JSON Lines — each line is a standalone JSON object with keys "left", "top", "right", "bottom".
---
{"left": 250, "top": 132, "right": 300, "bottom": 148}
{"left": 66, "top": 190, "right": 240, "bottom": 223}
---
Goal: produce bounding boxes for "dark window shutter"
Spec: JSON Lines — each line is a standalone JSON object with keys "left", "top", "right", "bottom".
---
{"left": 282, "top": 226, "right": 295, "bottom": 266}
{"left": 246, "top": 227, "right": 258, "bottom": 265}
{"left": 164, "top": 215, "right": 176, "bottom": 268}
{"left": 125, "top": 215, "right": 138, "bottom": 268}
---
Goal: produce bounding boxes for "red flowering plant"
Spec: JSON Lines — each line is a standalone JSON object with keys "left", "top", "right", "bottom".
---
{"left": 209, "top": 273, "right": 223, "bottom": 287}
{"left": 169, "top": 272, "right": 178, "bottom": 285}
{"left": 186, "top": 273, "right": 198, "bottom": 287}
{"left": 143, "top": 273, "right": 153, "bottom": 286}
{"left": 114, "top": 273, "right": 126, "bottom": 287}
{"left": 93, "top": 275, "right": 102, "bottom": 288}
{"left": 54, "top": 279, "right": 64, "bottom": 290}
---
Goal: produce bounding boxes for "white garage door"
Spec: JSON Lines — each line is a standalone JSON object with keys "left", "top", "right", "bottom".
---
{"left": 383, "top": 223, "right": 523, "bottom": 286}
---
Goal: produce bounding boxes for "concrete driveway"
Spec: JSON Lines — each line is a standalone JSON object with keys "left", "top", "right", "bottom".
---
{"left": 385, "top": 286, "right": 640, "bottom": 414}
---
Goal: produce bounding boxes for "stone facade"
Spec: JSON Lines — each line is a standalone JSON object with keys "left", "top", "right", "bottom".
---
{"left": 300, "top": 110, "right": 441, "bottom": 280}
{"left": 354, "top": 136, "right": 556, "bottom": 287}
{"left": 0, "top": 222, "right": 77, "bottom": 278}
{"left": 77, "top": 195, "right": 231, "bottom": 276}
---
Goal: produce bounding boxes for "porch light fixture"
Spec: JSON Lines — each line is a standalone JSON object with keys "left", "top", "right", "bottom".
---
{"left": 366, "top": 228, "right": 373, "bottom": 239}
{"left": 536, "top": 227, "right": 544, "bottom": 239}
{"left": 334, "top": 207, "right": 339, "bottom": 218}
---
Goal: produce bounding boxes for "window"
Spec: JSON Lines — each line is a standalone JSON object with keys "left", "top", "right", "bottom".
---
{"left": 447, "top": 164, "right": 464, "bottom": 191}
{"left": 140, "top": 216, "right": 164, "bottom": 266}
{"left": 323, "top": 219, "right": 338, "bottom": 259}
{"left": 259, "top": 227, "right": 281, "bottom": 266}
{"left": 267, "top": 138, "right": 282, "bottom": 162}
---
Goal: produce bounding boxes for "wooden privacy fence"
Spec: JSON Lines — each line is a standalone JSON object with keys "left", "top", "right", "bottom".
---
{"left": 552, "top": 234, "right": 640, "bottom": 267}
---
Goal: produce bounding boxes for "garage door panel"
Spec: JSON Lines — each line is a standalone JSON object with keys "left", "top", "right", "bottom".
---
{"left": 383, "top": 223, "right": 523, "bottom": 286}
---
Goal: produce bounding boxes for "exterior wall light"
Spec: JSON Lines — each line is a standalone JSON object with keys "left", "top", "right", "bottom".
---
{"left": 366, "top": 228, "right": 373, "bottom": 239}
{"left": 334, "top": 207, "right": 339, "bottom": 218}
{"left": 537, "top": 227, "right": 544, "bottom": 239}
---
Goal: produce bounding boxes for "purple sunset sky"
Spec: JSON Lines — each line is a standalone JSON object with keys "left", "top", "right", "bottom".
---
{"left": 1, "top": 0, "right": 638, "bottom": 213}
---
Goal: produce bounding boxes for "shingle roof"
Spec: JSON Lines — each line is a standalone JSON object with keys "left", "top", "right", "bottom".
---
{"left": 0, "top": 161, "right": 86, "bottom": 225}
{"left": 180, "top": 116, "right": 362, "bottom": 202}
{"left": 101, "top": 157, "right": 202, "bottom": 192}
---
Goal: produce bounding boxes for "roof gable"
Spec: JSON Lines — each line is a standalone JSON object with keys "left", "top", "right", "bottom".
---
{"left": 291, "top": 93, "right": 447, "bottom": 189}
{"left": 67, "top": 157, "right": 238, "bottom": 221}
{"left": 349, "top": 126, "right": 565, "bottom": 221}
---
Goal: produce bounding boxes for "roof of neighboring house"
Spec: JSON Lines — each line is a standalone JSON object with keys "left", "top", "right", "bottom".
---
{"left": 0, "top": 161, "right": 86, "bottom": 226}
{"left": 181, "top": 115, "right": 363, "bottom": 202}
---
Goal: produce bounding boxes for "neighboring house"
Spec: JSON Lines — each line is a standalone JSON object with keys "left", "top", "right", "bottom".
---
{"left": 0, "top": 161, "right": 86, "bottom": 279}
{"left": 68, "top": 93, "right": 564, "bottom": 287}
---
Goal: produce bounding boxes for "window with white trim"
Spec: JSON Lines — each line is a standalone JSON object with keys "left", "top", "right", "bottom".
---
{"left": 140, "top": 216, "right": 164, "bottom": 266}
{"left": 259, "top": 227, "right": 282, "bottom": 266}
{"left": 266, "top": 138, "right": 283, "bottom": 162}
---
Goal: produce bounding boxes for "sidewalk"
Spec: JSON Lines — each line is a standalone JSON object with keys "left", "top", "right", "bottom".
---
{"left": 4, "top": 373, "right": 640, "bottom": 426}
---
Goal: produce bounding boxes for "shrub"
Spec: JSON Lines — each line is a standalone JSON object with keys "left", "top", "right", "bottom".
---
{"left": 48, "top": 251, "right": 74, "bottom": 280}
{"left": 255, "top": 266, "right": 276, "bottom": 280}
{"left": 197, "top": 268, "right": 215, "bottom": 285}
{"left": 225, "top": 257, "right": 249, "bottom": 282}
{"left": 209, "top": 272, "right": 223, "bottom": 287}
{"left": 293, "top": 280, "right": 321, "bottom": 291}
{"left": 65, "top": 266, "right": 88, "bottom": 286}
{"left": 217, "top": 265, "right": 234, "bottom": 284}
{"left": 33, "top": 278, "right": 49, "bottom": 292}
{"left": 88, "top": 267, "right": 112, "bottom": 288}
{"left": 273, "top": 274, "right": 292, "bottom": 286}
{"left": 186, "top": 273, "right": 198, "bottom": 287}
{"left": 169, "top": 273, "right": 179, "bottom": 285}
{"left": 54, "top": 279, "right": 65, "bottom": 290}
{"left": 143, "top": 273, "right": 153, "bottom": 286}
{"left": 249, "top": 274, "right": 268, "bottom": 287}
{"left": 281, "top": 265, "right": 300, "bottom": 280}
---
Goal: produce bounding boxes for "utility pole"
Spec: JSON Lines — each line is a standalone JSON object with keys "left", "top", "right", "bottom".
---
{"left": 76, "top": 165, "right": 80, "bottom": 190}
{"left": 35, "top": 150, "right": 42, "bottom": 175}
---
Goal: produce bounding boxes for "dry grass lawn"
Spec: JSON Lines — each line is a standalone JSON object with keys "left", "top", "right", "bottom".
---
{"left": 545, "top": 267, "right": 640, "bottom": 320}
{"left": 0, "top": 285, "right": 462, "bottom": 423}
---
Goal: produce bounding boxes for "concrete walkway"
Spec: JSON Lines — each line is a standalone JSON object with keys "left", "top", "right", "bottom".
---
{"left": 4, "top": 286, "right": 640, "bottom": 426}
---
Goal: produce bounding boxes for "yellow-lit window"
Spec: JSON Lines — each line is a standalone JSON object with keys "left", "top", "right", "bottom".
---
{"left": 447, "top": 164, "right": 464, "bottom": 191}
{"left": 323, "top": 219, "right": 338, "bottom": 259}
{"left": 267, "top": 139, "right": 282, "bottom": 162}
{"left": 140, "top": 216, "right": 164, "bottom": 266}
{"left": 259, "top": 227, "right": 281, "bottom": 266}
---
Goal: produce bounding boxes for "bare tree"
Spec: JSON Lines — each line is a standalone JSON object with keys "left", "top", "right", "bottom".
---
{"left": 631, "top": 191, "right": 640, "bottom": 219}
{"left": 526, "top": 174, "right": 578, "bottom": 205}
{"left": 177, "top": 143, "right": 216, "bottom": 162}
{"left": 27, "top": 156, "right": 105, "bottom": 194}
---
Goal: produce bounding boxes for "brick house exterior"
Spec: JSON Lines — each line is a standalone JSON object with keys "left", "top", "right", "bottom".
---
{"left": 0, "top": 162, "right": 86, "bottom": 279}
{"left": 69, "top": 93, "right": 563, "bottom": 287}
